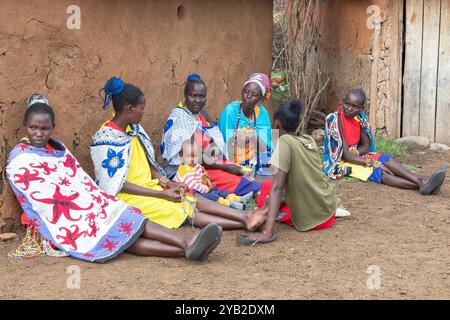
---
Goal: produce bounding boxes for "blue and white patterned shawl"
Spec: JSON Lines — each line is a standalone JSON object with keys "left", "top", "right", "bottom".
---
{"left": 161, "top": 106, "right": 227, "bottom": 177}
{"left": 91, "top": 124, "right": 165, "bottom": 195}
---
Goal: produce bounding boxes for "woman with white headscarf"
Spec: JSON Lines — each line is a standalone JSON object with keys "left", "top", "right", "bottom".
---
{"left": 219, "top": 73, "right": 273, "bottom": 178}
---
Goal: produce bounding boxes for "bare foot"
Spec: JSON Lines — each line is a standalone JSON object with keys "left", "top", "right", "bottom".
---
{"left": 245, "top": 207, "right": 268, "bottom": 231}
{"left": 418, "top": 176, "right": 428, "bottom": 189}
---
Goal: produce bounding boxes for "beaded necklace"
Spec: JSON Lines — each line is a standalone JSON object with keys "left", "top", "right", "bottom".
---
{"left": 234, "top": 103, "right": 257, "bottom": 133}
{"left": 234, "top": 103, "right": 260, "bottom": 168}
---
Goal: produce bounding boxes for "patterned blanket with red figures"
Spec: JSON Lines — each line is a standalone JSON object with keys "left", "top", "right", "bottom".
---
{"left": 5, "top": 138, "right": 147, "bottom": 263}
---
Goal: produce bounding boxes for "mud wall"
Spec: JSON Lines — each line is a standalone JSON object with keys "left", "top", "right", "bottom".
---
{"left": 317, "top": 0, "right": 402, "bottom": 137}
{"left": 0, "top": 0, "right": 273, "bottom": 231}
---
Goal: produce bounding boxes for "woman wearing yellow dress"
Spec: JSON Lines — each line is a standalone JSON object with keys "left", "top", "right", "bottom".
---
{"left": 91, "top": 77, "right": 267, "bottom": 231}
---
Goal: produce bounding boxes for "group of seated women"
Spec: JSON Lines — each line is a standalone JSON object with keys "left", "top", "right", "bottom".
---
{"left": 5, "top": 73, "right": 446, "bottom": 263}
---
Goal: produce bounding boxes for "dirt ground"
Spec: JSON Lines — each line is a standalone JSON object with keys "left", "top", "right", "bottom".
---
{"left": 0, "top": 150, "right": 449, "bottom": 300}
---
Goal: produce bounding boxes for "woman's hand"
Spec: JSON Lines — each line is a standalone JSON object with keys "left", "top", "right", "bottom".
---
{"left": 177, "top": 182, "right": 189, "bottom": 193}
{"left": 160, "top": 187, "right": 182, "bottom": 201}
{"left": 167, "top": 181, "right": 188, "bottom": 193}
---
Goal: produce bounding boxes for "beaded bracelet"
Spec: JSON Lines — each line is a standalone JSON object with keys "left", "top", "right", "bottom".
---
{"left": 159, "top": 176, "right": 170, "bottom": 186}
{"left": 364, "top": 156, "right": 373, "bottom": 168}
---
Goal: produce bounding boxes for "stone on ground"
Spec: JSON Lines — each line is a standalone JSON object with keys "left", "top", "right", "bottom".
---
{"left": 429, "top": 143, "right": 450, "bottom": 153}
{"left": 394, "top": 136, "right": 430, "bottom": 150}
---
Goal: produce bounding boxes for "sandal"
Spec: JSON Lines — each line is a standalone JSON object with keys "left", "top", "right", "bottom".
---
{"left": 420, "top": 165, "right": 447, "bottom": 195}
{"left": 198, "top": 226, "right": 223, "bottom": 261}
{"left": 431, "top": 183, "right": 443, "bottom": 195}
{"left": 431, "top": 165, "right": 447, "bottom": 195}
{"left": 185, "top": 223, "right": 221, "bottom": 261}
{"left": 235, "top": 234, "right": 277, "bottom": 246}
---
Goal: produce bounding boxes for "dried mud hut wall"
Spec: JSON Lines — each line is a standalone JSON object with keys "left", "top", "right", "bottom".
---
{"left": 287, "top": 0, "right": 403, "bottom": 137}
{"left": 316, "top": 0, "right": 402, "bottom": 137}
{"left": 0, "top": 0, "right": 273, "bottom": 232}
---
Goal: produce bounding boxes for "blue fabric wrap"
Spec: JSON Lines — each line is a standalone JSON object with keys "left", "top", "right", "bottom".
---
{"left": 100, "top": 77, "right": 125, "bottom": 110}
{"left": 368, "top": 154, "right": 392, "bottom": 184}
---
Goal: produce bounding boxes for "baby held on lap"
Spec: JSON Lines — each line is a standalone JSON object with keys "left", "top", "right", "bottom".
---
{"left": 174, "top": 139, "right": 254, "bottom": 210}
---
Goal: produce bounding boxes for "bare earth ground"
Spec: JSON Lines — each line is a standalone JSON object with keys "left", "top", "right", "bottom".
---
{"left": 1, "top": 150, "right": 449, "bottom": 300}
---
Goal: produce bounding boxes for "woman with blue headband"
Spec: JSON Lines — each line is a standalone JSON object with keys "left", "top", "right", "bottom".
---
{"left": 161, "top": 74, "right": 263, "bottom": 198}
{"left": 91, "top": 77, "right": 269, "bottom": 233}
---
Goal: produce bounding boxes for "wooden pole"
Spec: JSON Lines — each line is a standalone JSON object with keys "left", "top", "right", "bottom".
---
{"left": 369, "top": 19, "right": 381, "bottom": 133}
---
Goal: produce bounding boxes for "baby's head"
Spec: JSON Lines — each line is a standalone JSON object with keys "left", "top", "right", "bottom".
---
{"left": 180, "top": 138, "right": 201, "bottom": 165}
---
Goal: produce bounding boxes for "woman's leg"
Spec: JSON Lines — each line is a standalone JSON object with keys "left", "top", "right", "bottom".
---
{"left": 140, "top": 220, "right": 191, "bottom": 250}
{"left": 381, "top": 172, "right": 419, "bottom": 189}
{"left": 194, "top": 194, "right": 268, "bottom": 230}
{"left": 126, "top": 220, "right": 193, "bottom": 257}
{"left": 126, "top": 238, "right": 185, "bottom": 257}
{"left": 383, "top": 158, "right": 426, "bottom": 186}
{"left": 127, "top": 220, "right": 220, "bottom": 258}
{"left": 190, "top": 211, "right": 245, "bottom": 229}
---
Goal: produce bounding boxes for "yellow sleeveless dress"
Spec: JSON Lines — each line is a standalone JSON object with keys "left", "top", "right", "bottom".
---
{"left": 117, "top": 128, "right": 186, "bottom": 229}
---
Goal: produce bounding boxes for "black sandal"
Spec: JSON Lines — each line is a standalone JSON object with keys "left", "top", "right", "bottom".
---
{"left": 430, "top": 165, "right": 447, "bottom": 195}
{"left": 235, "top": 234, "right": 277, "bottom": 246}
{"left": 198, "top": 226, "right": 223, "bottom": 261}
{"left": 420, "top": 165, "right": 447, "bottom": 195}
{"left": 185, "top": 223, "right": 221, "bottom": 261}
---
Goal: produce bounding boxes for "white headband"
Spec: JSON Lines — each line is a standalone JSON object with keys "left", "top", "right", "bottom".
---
{"left": 244, "top": 79, "right": 266, "bottom": 96}
{"left": 27, "top": 93, "right": 48, "bottom": 108}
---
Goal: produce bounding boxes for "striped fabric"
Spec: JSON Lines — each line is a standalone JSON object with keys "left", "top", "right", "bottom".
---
{"left": 174, "top": 164, "right": 209, "bottom": 194}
